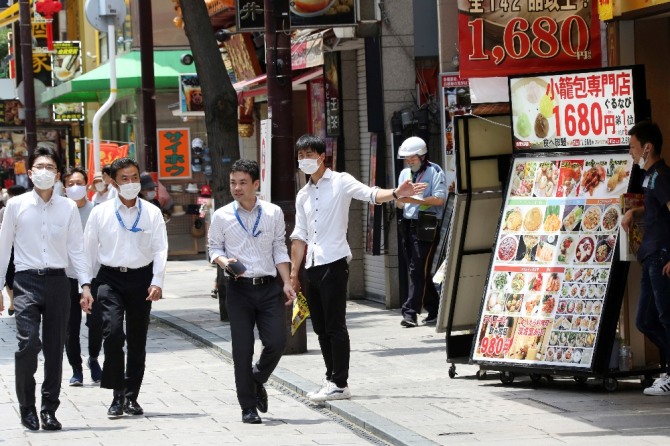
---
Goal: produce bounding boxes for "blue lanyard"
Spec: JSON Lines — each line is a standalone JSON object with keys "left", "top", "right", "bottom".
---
{"left": 234, "top": 202, "right": 262, "bottom": 237}
{"left": 115, "top": 199, "right": 143, "bottom": 233}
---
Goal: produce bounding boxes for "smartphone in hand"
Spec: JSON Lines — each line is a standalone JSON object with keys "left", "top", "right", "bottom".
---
{"left": 226, "top": 260, "right": 246, "bottom": 277}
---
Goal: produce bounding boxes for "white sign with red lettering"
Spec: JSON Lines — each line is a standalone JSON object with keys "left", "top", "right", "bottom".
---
{"left": 510, "top": 68, "right": 635, "bottom": 151}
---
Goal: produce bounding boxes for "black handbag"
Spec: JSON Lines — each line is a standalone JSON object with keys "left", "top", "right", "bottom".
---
{"left": 416, "top": 211, "right": 439, "bottom": 242}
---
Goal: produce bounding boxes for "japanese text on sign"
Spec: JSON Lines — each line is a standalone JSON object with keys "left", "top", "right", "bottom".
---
{"left": 458, "top": 0, "right": 601, "bottom": 77}
{"left": 510, "top": 68, "right": 636, "bottom": 150}
{"left": 157, "top": 128, "right": 192, "bottom": 180}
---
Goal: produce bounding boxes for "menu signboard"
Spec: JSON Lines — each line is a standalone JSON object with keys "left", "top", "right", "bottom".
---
{"left": 472, "top": 153, "right": 632, "bottom": 369}
{"left": 510, "top": 68, "right": 636, "bottom": 151}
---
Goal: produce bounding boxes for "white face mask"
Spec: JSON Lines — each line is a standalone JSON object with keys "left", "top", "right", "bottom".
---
{"left": 118, "top": 182, "right": 141, "bottom": 200}
{"left": 94, "top": 182, "right": 106, "bottom": 192}
{"left": 31, "top": 169, "right": 57, "bottom": 190}
{"left": 638, "top": 146, "right": 648, "bottom": 170}
{"left": 298, "top": 158, "right": 321, "bottom": 175}
{"left": 65, "top": 184, "right": 87, "bottom": 201}
{"left": 145, "top": 190, "right": 156, "bottom": 200}
{"left": 409, "top": 163, "right": 421, "bottom": 173}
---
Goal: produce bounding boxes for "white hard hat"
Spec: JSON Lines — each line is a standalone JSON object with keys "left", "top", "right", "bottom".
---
{"left": 192, "top": 137, "right": 204, "bottom": 148}
{"left": 398, "top": 136, "right": 427, "bottom": 158}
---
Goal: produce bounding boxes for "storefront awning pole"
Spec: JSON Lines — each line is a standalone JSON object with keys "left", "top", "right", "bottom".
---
{"left": 92, "top": 21, "right": 117, "bottom": 174}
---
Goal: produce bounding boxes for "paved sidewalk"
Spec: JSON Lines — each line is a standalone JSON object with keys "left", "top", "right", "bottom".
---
{"left": 0, "top": 285, "right": 375, "bottom": 445}
{"left": 156, "top": 260, "right": 670, "bottom": 446}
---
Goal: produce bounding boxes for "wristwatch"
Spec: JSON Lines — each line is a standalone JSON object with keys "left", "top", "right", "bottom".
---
{"left": 392, "top": 189, "right": 399, "bottom": 199}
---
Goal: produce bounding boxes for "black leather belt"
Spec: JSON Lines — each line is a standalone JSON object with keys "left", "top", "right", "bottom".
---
{"left": 227, "top": 275, "right": 274, "bottom": 286}
{"left": 101, "top": 264, "right": 151, "bottom": 273}
{"left": 21, "top": 268, "right": 66, "bottom": 276}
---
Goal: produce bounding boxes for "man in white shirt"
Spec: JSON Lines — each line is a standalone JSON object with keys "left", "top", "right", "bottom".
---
{"left": 289, "top": 134, "right": 423, "bottom": 403}
{"left": 0, "top": 147, "right": 93, "bottom": 431}
{"left": 62, "top": 167, "right": 103, "bottom": 387}
{"left": 91, "top": 165, "right": 118, "bottom": 205}
{"left": 208, "top": 159, "right": 296, "bottom": 424}
{"left": 82, "top": 157, "right": 167, "bottom": 418}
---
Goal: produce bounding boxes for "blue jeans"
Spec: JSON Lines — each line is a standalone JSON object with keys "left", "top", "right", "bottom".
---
{"left": 636, "top": 250, "right": 670, "bottom": 371}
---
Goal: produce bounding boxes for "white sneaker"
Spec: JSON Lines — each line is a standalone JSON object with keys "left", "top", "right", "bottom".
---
{"left": 643, "top": 375, "right": 670, "bottom": 395}
{"left": 306, "top": 378, "right": 330, "bottom": 399}
{"left": 309, "top": 381, "right": 351, "bottom": 402}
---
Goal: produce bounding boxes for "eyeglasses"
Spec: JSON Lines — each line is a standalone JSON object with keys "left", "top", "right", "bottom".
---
{"left": 32, "top": 164, "right": 58, "bottom": 173}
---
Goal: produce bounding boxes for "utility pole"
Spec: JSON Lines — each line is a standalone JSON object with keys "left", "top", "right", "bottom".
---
{"left": 264, "top": 0, "right": 305, "bottom": 353}
{"left": 18, "top": 0, "right": 36, "bottom": 157}
{"left": 138, "top": 0, "right": 157, "bottom": 173}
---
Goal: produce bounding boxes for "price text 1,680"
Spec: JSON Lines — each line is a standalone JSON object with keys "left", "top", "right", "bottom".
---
{"left": 468, "top": 16, "right": 590, "bottom": 65}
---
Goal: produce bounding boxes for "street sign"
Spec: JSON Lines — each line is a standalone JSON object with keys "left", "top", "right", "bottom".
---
{"left": 84, "top": 0, "right": 126, "bottom": 33}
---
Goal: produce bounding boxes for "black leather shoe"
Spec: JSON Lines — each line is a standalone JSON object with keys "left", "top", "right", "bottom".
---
{"left": 8, "top": 308, "right": 14, "bottom": 316}
{"left": 123, "top": 399, "right": 144, "bottom": 415}
{"left": 242, "top": 407, "right": 262, "bottom": 424}
{"left": 20, "top": 406, "right": 39, "bottom": 431}
{"left": 40, "top": 410, "right": 62, "bottom": 431}
{"left": 256, "top": 382, "right": 268, "bottom": 413}
{"left": 107, "top": 396, "right": 124, "bottom": 416}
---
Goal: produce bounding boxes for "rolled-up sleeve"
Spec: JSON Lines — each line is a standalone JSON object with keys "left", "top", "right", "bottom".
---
{"left": 341, "top": 172, "right": 377, "bottom": 204}
{"left": 208, "top": 212, "right": 228, "bottom": 262}
{"left": 290, "top": 191, "right": 308, "bottom": 242}
{"left": 272, "top": 208, "right": 290, "bottom": 265}
{"left": 432, "top": 169, "right": 447, "bottom": 199}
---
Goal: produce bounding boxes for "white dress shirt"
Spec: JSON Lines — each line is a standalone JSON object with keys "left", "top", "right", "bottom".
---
{"left": 92, "top": 186, "right": 118, "bottom": 205}
{"left": 0, "top": 190, "right": 90, "bottom": 287}
{"left": 84, "top": 197, "right": 168, "bottom": 288}
{"left": 66, "top": 200, "right": 95, "bottom": 280}
{"left": 290, "top": 169, "right": 378, "bottom": 268}
{"left": 208, "top": 198, "right": 290, "bottom": 278}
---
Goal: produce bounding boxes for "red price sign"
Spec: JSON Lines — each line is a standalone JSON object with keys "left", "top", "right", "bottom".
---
{"left": 458, "top": 0, "right": 601, "bottom": 77}
{"left": 479, "top": 336, "right": 513, "bottom": 357}
{"left": 510, "top": 68, "right": 636, "bottom": 151}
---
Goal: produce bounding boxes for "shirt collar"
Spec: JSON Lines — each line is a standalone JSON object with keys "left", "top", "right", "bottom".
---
{"left": 30, "top": 188, "right": 53, "bottom": 205}
{"left": 309, "top": 168, "right": 333, "bottom": 186}
{"left": 235, "top": 197, "right": 261, "bottom": 212}
{"left": 115, "top": 196, "right": 139, "bottom": 211}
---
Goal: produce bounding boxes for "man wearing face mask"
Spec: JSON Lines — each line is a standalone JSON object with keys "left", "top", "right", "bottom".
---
{"left": 622, "top": 121, "right": 670, "bottom": 395}
{"left": 82, "top": 157, "right": 167, "bottom": 417}
{"left": 62, "top": 167, "right": 103, "bottom": 387}
{"left": 395, "top": 137, "right": 446, "bottom": 328}
{"left": 290, "top": 134, "right": 425, "bottom": 403}
{"left": 0, "top": 147, "right": 93, "bottom": 431}
{"left": 91, "top": 165, "right": 118, "bottom": 205}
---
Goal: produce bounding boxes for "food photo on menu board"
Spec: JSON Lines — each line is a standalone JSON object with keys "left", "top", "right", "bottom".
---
{"left": 472, "top": 153, "right": 631, "bottom": 369}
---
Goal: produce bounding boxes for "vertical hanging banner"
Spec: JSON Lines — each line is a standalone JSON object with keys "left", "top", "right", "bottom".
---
{"left": 323, "top": 52, "right": 340, "bottom": 137}
{"left": 457, "top": 0, "right": 601, "bottom": 78}
{"left": 157, "top": 128, "right": 192, "bottom": 179}
{"left": 51, "top": 41, "right": 84, "bottom": 121}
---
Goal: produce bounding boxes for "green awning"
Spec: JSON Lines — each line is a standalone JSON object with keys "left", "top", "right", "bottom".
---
{"left": 42, "top": 50, "right": 196, "bottom": 104}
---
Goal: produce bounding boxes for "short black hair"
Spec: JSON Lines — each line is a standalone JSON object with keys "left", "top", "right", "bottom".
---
{"left": 295, "top": 134, "right": 326, "bottom": 156}
{"left": 62, "top": 166, "right": 88, "bottom": 185}
{"left": 231, "top": 159, "right": 259, "bottom": 182}
{"left": 629, "top": 121, "right": 663, "bottom": 155}
{"left": 28, "top": 146, "right": 62, "bottom": 172}
{"left": 102, "top": 164, "right": 112, "bottom": 176}
{"left": 7, "top": 185, "right": 27, "bottom": 197}
{"left": 110, "top": 157, "right": 140, "bottom": 181}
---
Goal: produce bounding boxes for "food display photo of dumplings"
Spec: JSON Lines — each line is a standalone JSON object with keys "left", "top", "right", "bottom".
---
{"left": 512, "top": 78, "right": 557, "bottom": 141}
{"left": 533, "top": 161, "right": 559, "bottom": 197}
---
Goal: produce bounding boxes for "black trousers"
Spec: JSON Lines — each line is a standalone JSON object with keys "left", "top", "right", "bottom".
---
{"left": 226, "top": 279, "right": 285, "bottom": 409}
{"left": 13, "top": 271, "right": 70, "bottom": 412}
{"left": 305, "top": 258, "right": 350, "bottom": 388}
{"left": 400, "top": 220, "right": 440, "bottom": 320}
{"left": 65, "top": 278, "right": 103, "bottom": 370}
{"left": 96, "top": 265, "right": 153, "bottom": 400}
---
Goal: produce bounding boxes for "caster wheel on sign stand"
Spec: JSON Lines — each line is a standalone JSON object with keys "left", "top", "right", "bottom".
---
{"left": 529, "top": 373, "right": 543, "bottom": 384}
{"left": 602, "top": 377, "right": 618, "bottom": 392}
{"left": 475, "top": 370, "right": 487, "bottom": 380}
{"left": 448, "top": 364, "right": 457, "bottom": 379}
{"left": 500, "top": 371, "right": 515, "bottom": 385}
